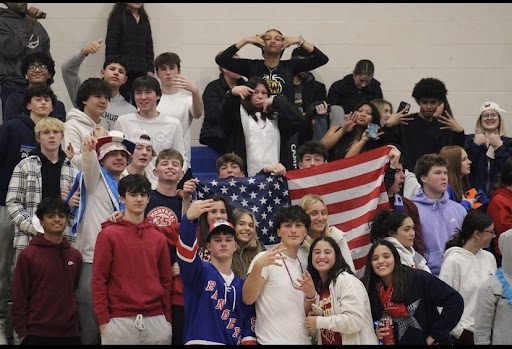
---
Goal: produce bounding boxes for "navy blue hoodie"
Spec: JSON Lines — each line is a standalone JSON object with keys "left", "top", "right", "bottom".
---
{"left": 0, "top": 114, "right": 38, "bottom": 204}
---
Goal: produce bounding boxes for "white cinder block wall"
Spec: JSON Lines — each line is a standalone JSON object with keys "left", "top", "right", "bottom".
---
{"left": 25, "top": 3, "right": 512, "bottom": 142}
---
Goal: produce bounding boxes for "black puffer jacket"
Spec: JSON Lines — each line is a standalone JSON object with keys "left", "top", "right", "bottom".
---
{"left": 105, "top": 9, "right": 154, "bottom": 75}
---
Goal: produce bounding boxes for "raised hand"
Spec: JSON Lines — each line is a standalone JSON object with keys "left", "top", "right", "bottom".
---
{"left": 438, "top": 110, "right": 464, "bottom": 133}
{"left": 385, "top": 109, "right": 414, "bottom": 127}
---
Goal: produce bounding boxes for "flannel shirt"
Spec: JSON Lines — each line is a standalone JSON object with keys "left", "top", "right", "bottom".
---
{"left": 6, "top": 155, "right": 78, "bottom": 249}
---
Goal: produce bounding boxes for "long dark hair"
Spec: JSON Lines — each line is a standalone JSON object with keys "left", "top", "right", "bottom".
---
{"left": 108, "top": 2, "right": 149, "bottom": 24}
{"left": 240, "top": 77, "right": 275, "bottom": 121}
{"left": 445, "top": 210, "right": 493, "bottom": 250}
{"left": 198, "top": 195, "right": 235, "bottom": 242}
{"left": 329, "top": 101, "right": 380, "bottom": 160}
{"left": 307, "top": 236, "right": 354, "bottom": 293}
{"left": 363, "top": 240, "right": 413, "bottom": 315}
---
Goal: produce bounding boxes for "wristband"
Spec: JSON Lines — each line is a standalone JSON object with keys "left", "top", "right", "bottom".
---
{"left": 306, "top": 292, "right": 317, "bottom": 301}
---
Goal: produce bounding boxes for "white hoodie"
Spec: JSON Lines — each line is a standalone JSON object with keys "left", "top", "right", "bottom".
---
{"left": 64, "top": 107, "right": 100, "bottom": 170}
{"left": 384, "top": 236, "right": 430, "bottom": 273}
{"left": 439, "top": 246, "right": 496, "bottom": 338}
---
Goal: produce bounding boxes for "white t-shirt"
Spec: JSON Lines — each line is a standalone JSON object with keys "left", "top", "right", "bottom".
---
{"left": 247, "top": 251, "right": 311, "bottom": 345}
{"left": 240, "top": 107, "right": 280, "bottom": 176}
{"left": 157, "top": 91, "right": 193, "bottom": 168}
{"left": 114, "top": 112, "right": 188, "bottom": 182}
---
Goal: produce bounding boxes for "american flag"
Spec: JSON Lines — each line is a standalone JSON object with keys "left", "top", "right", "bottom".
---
{"left": 196, "top": 146, "right": 391, "bottom": 278}
{"left": 195, "top": 175, "right": 290, "bottom": 246}
{"left": 286, "top": 146, "right": 391, "bottom": 278}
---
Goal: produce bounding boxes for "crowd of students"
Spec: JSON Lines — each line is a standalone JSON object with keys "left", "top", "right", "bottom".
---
{"left": 1, "top": 2, "right": 512, "bottom": 346}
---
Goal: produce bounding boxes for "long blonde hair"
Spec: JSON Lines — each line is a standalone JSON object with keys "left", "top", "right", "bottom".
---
{"left": 298, "top": 194, "right": 330, "bottom": 251}
{"left": 232, "top": 208, "right": 264, "bottom": 279}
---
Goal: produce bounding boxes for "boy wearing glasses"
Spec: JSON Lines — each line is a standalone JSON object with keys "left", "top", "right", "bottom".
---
{"left": 243, "top": 205, "right": 314, "bottom": 344}
{"left": 382, "top": 77, "right": 466, "bottom": 173}
{"left": 0, "top": 2, "right": 50, "bottom": 118}
{"left": 3, "top": 52, "right": 66, "bottom": 122}
{"left": 177, "top": 200, "right": 257, "bottom": 345}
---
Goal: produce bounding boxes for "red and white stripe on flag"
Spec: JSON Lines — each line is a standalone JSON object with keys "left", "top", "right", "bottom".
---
{"left": 285, "top": 146, "right": 391, "bottom": 279}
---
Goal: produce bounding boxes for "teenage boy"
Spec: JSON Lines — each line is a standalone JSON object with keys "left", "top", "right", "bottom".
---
{"left": 243, "top": 205, "right": 313, "bottom": 344}
{"left": 155, "top": 52, "right": 203, "bottom": 184}
{"left": 297, "top": 140, "right": 328, "bottom": 169}
{"left": 92, "top": 175, "right": 173, "bottom": 345}
{"left": 0, "top": 2, "right": 50, "bottom": 116}
{"left": 114, "top": 75, "right": 187, "bottom": 184}
{"left": 73, "top": 130, "right": 134, "bottom": 345}
{"left": 11, "top": 197, "right": 82, "bottom": 345}
{"left": 0, "top": 84, "right": 55, "bottom": 344}
{"left": 64, "top": 78, "right": 111, "bottom": 169}
{"left": 412, "top": 153, "right": 467, "bottom": 276}
{"left": 177, "top": 200, "right": 257, "bottom": 345}
{"left": 200, "top": 52, "right": 245, "bottom": 155}
{"left": 6, "top": 117, "right": 78, "bottom": 267}
{"left": 382, "top": 77, "right": 466, "bottom": 172}
{"left": 215, "top": 153, "right": 285, "bottom": 178}
{"left": 146, "top": 148, "right": 197, "bottom": 345}
{"left": 120, "top": 129, "right": 157, "bottom": 189}
{"left": 4, "top": 52, "right": 66, "bottom": 122}
{"left": 61, "top": 39, "right": 136, "bottom": 130}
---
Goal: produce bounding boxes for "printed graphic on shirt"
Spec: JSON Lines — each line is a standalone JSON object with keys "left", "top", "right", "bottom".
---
{"left": 147, "top": 206, "right": 179, "bottom": 227}
{"left": 20, "top": 144, "right": 37, "bottom": 159}
{"left": 27, "top": 34, "right": 40, "bottom": 49}
{"left": 101, "top": 112, "right": 119, "bottom": 131}
{"left": 262, "top": 73, "right": 285, "bottom": 96}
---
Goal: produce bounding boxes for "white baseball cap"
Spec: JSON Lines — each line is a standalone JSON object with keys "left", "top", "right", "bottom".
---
{"left": 480, "top": 101, "right": 506, "bottom": 114}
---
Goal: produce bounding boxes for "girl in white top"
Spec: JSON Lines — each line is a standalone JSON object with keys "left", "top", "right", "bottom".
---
{"left": 304, "top": 236, "right": 379, "bottom": 345}
{"left": 297, "top": 194, "right": 355, "bottom": 273}
{"left": 439, "top": 210, "right": 497, "bottom": 345}
{"left": 370, "top": 209, "right": 430, "bottom": 273}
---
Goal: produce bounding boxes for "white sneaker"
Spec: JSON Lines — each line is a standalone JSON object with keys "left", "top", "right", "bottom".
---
{"left": 0, "top": 322, "right": 7, "bottom": 345}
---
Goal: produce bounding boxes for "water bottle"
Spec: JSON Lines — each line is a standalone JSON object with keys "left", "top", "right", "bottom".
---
{"left": 379, "top": 312, "right": 395, "bottom": 345}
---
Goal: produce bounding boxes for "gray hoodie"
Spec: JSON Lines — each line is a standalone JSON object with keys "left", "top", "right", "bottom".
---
{"left": 474, "top": 229, "right": 512, "bottom": 344}
{"left": 0, "top": 8, "right": 50, "bottom": 84}
{"left": 63, "top": 107, "right": 99, "bottom": 170}
{"left": 61, "top": 50, "right": 136, "bottom": 131}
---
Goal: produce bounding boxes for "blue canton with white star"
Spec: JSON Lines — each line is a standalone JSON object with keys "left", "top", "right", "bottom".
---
{"left": 196, "top": 174, "right": 291, "bottom": 246}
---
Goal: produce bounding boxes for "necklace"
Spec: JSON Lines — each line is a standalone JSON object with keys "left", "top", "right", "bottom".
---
{"left": 279, "top": 252, "right": 303, "bottom": 287}
{"left": 495, "top": 267, "right": 512, "bottom": 305}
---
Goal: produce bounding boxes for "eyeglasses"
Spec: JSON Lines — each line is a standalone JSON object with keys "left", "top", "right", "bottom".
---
{"left": 481, "top": 112, "right": 499, "bottom": 119}
{"left": 480, "top": 229, "right": 496, "bottom": 236}
{"left": 27, "top": 64, "right": 48, "bottom": 72}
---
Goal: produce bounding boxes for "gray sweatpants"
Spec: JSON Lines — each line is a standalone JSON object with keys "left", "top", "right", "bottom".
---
{"left": 76, "top": 262, "right": 100, "bottom": 345}
{"left": 101, "top": 314, "right": 172, "bottom": 345}
{"left": 0, "top": 206, "right": 14, "bottom": 321}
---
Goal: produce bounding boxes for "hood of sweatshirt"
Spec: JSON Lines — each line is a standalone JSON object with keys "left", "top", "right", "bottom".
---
{"left": 101, "top": 217, "right": 155, "bottom": 239}
{"left": 442, "top": 246, "right": 476, "bottom": 260}
{"left": 29, "top": 232, "right": 72, "bottom": 249}
{"left": 413, "top": 187, "right": 449, "bottom": 209}
{"left": 490, "top": 186, "right": 512, "bottom": 201}
{"left": 66, "top": 107, "right": 98, "bottom": 128}
{"left": 499, "top": 229, "right": 512, "bottom": 277}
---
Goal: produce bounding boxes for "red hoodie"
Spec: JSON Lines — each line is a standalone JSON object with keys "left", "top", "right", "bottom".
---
{"left": 91, "top": 218, "right": 173, "bottom": 326}
{"left": 11, "top": 234, "right": 82, "bottom": 339}
{"left": 487, "top": 187, "right": 512, "bottom": 255}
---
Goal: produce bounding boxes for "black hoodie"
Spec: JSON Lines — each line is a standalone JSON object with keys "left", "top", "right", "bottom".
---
{"left": 327, "top": 73, "right": 383, "bottom": 113}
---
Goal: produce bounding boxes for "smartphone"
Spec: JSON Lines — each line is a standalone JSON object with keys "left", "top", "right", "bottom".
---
{"left": 367, "top": 123, "right": 379, "bottom": 139}
{"left": 397, "top": 101, "right": 411, "bottom": 113}
{"left": 311, "top": 304, "right": 323, "bottom": 316}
